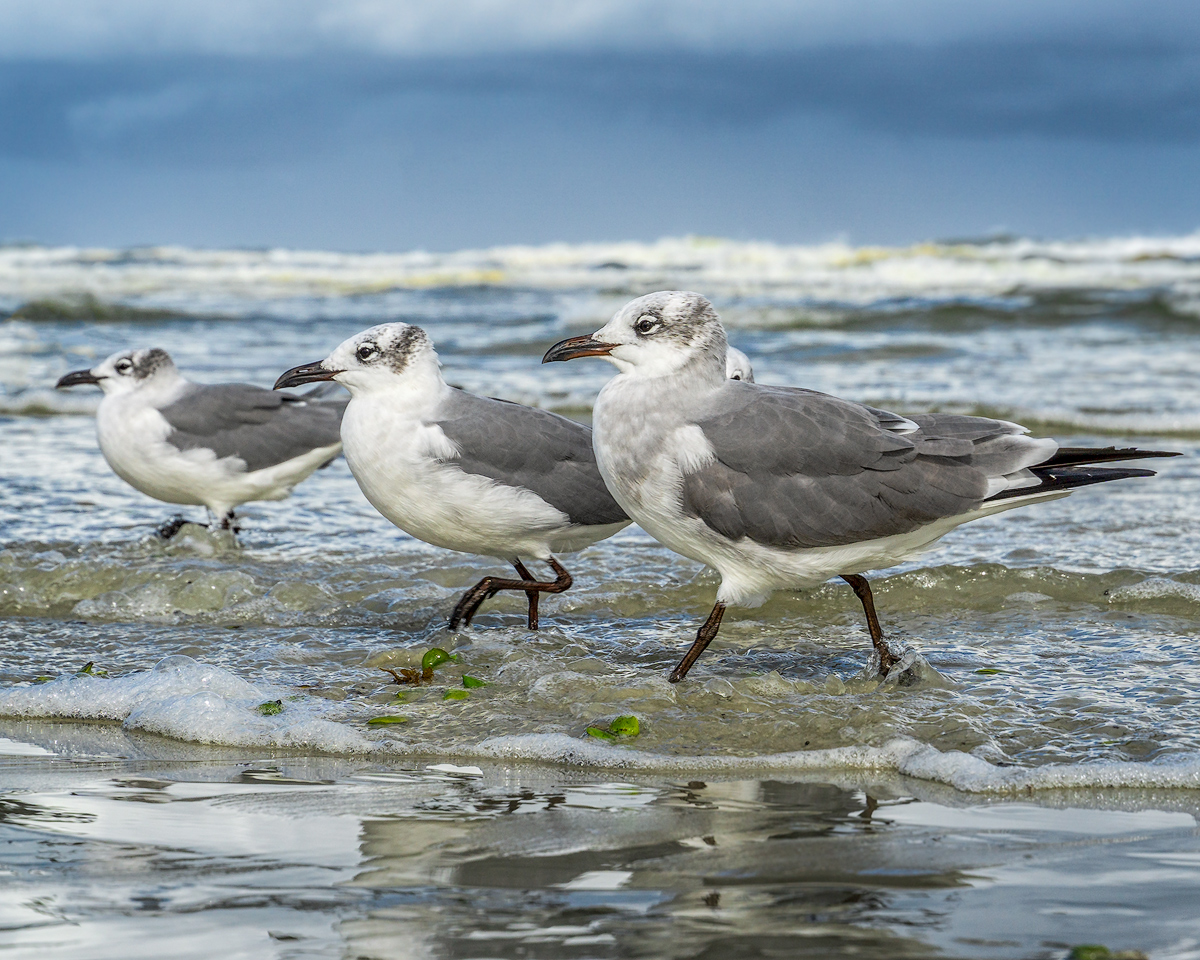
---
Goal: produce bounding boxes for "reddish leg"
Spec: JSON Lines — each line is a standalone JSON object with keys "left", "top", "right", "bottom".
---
{"left": 668, "top": 602, "right": 727, "bottom": 683}
{"left": 449, "top": 557, "right": 573, "bottom": 630}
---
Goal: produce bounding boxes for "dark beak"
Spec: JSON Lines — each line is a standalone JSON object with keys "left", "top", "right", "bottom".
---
{"left": 274, "top": 361, "right": 341, "bottom": 390}
{"left": 542, "top": 335, "right": 616, "bottom": 363}
{"left": 55, "top": 369, "right": 102, "bottom": 389}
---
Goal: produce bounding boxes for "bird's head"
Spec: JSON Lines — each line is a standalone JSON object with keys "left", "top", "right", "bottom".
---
{"left": 543, "top": 291, "right": 728, "bottom": 380}
{"left": 56, "top": 348, "right": 177, "bottom": 396}
{"left": 724, "top": 345, "right": 755, "bottom": 383}
{"left": 274, "top": 322, "right": 438, "bottom": 396}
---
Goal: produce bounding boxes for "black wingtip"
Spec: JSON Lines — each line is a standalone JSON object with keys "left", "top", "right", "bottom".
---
{"left": 1046, "top": 446, "right": 1182, "bottom": 467}
{"left": 992, "top": 464, "right": 1160, "bottom": 500}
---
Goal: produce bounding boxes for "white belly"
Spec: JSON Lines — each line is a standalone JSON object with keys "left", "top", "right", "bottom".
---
{"left": 96, "top": 396, "right": 339, "bottom": 517}
{"left": 341, "top": 396, "right": 587, "bottom": 560}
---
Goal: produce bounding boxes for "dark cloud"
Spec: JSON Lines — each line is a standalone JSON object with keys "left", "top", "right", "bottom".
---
{"left": 2, "top": 19, "right": 1199, "bottom": 249}
{"left": 2, "top": 37, "right": 1199, "bottom": 170}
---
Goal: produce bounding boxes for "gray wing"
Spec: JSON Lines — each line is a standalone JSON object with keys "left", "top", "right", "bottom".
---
{"left": 680, "top": 384, "right": 1047, "bottom": 548}
{"left": 435, "top": 389, "right": 628, "bottom": 527}
{"left": 159, "top": 383, "right": 345, "bottom": 473}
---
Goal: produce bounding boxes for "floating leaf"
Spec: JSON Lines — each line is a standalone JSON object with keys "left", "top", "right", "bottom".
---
{"left": 610, "top": 715, "right": 640, "bottom": 736}
{"left": 586, "top": 726, "right": 617, "bottom": 740}
{"left": 77, "top": 661, "right": 109, "bottom": 677}
{"left": 367, "top": 715, "right": 409, "bottom": 726}
{"left": 443, "top": 689, "right": 470, "bottom": 701}
{"left": 257, "top": 700, "right": 283, "bottom": 716}
{"left": 462, "top": 675, "right": 487, "bottom": 688}
{"left": 974, "top": 668, "right": 1004, "bottom": 675}
{"left": 421, "top": 648, "right": 459, "bottom": 672}
{"left": 32, "top": 675, "right": 55, "bottom": 684}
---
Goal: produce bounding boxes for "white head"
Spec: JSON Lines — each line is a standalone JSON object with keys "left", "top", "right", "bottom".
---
{"left": 543, "top": 291, "right": 728, "bottom": 381}
{"left": 56, "top": 348, "right": 181, "bottom": 397}
{"left": 274, "top": 322, "right": 441, "bottom": 396}
{"left": 724, "top": 345, "right": 755, "bottom": 383}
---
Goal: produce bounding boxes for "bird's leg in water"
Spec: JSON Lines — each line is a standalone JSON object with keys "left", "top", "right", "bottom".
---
{"left": 511, "top": 559, "right": 542, "bottom": 629}
{"left": 449, "top": 557, "right": 573, "bottom": 630}
{"left": 840, "top": 574, "right": 899, "bottom": 675}
{"left": 669, "top": 602, "right": 727, "bottom": 683}
{"left": 208, "top": 510, "right": 240, "bottom": 535}
{"left": 156, "top": 515, "right": 191, "bottom": 539}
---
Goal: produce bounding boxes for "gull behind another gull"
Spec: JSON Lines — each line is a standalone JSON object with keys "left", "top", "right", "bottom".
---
{"left": 274, "top": 322, "right": 632, "bottom": 630}
{"left": 544, "top": 291, "right": 1179, "bottom": 681}
{"left": 56, "top": 348, "right": 345, "bottom": 532}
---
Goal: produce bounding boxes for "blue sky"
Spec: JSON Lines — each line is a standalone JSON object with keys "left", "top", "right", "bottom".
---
{"left": 1, "top": 0, "right": 1199, "bottom": 250}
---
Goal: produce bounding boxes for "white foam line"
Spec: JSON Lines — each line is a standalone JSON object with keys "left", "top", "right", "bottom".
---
{"left": 4, "top": 659, "right": 1200, "bottom": 793}
{"left": 446, "top": 734, "right": 1200, "bottom": 794}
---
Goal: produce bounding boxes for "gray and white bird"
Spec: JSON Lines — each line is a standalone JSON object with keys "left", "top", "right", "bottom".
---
{"left": 273, "top": 322, "right": 632, "bottom": 630}
{"left": 56, "top": 348, "right": 345, "bottom": 532}
{"left": 544, "top": 291, "right": 1177, "bottom": 682}
{"left": 724, "top": 345, "right": 754, "bottom": 383}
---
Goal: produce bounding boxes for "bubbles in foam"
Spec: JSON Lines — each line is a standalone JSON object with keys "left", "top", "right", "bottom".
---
{"left": 0, "top": 655, "right": 372, "bottom": 753}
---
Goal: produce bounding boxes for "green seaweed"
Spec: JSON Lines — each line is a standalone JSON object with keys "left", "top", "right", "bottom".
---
{"left": 367, "top": 715, "right": 409, "bottom": 726}
{"left": 421, "top": 648, "right": 459, "bottom": 672}
{"left": 586, "top": 715, "right": 641, "bottom": 740}
{"left": 461, "top": 675, "right": 487, "bottom": 688}
{"left": 609, "top": 715, "right": 640, "bottom": 736}
{"left": 77, "top": 662, "right": 109, "bottom": 677}
{"left": 443, "top": 689, "right": 470, "bottom": 701}
{"left": 257, "top": 700, "right": 284, "bottom": 716}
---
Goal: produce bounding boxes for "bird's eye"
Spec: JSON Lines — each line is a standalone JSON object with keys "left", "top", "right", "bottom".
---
{"left": 356, "top": 343, "right": 378, "bottom": 362}
{"left": 115, "top": 359, "right": 133, "bottom": 375}
{"left": 635, "top": 316, "right": 658, "bottom": 334}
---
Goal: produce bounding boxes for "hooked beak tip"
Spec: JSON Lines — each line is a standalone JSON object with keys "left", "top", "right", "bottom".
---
{"left": 542, "top": 335, "right": 615, "bottom": 364}
{"left": 274, "top": 362, "right": 340, "bottom": 390}
{"left": 55, "top": 369, "right": 102, "bottom": 389}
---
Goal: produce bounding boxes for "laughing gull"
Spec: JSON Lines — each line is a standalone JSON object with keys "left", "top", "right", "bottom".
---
{"left": 544, "top": 291, "right": 1179, "bottom": 682}
{"left": 724, "top": 346, "right": 754, "bottom": 382}
{"left": 56, "top": 348, "right": 345, "bottom": 533}
{"left": 274, "top": 322, "right": 632, "bottom": 631}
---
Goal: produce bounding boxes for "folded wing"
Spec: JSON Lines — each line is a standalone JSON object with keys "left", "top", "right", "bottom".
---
{"left": 160, "top": 384, "right": 346, "bottom": 472}
{"left": 680, "top": 385, "right": 1060, "bottom": 549}
{"left": 436, "top": 389, "right": 628, "bottom": 527}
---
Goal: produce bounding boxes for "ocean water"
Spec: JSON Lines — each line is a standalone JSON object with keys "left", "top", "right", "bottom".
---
{"left": 2, "top": 235, "right": 1200, "bottom": 958}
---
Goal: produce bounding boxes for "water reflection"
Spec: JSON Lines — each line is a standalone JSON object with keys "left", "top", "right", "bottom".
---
{"left": 1, "top": 737, "right": 1199, "bottom": 958}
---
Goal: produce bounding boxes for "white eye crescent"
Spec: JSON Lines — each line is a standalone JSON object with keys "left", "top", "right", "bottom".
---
{"left": 115, "top": 359, "right": 134, "bottom": 375}
{"left": 635, "top": 315, "right": 658, "bottom": 334}
{"left": 356, "top": 343, "right": 378, "bottom": 362}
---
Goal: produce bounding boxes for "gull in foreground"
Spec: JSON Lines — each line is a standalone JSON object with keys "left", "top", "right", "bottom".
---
{"left": 544, "top": 291, "right": 1178, "bottom": 682}
{"left": 274, "top": 322, "right": 634, "bottom": 630}
{"left": 56, "top": 348, "right": 345, "bottom": 533}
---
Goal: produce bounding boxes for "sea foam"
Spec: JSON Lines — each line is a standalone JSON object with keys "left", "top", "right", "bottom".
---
{"left": 3, "top": 657, "right": 1200, "bottom": 794}
{"left": 0, "top": 656, "right": 370, "bottom": 754}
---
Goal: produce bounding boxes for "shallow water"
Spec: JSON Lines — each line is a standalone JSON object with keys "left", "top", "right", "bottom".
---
{"left": 2, "top": 235, "right": 1200, "bottom": 955}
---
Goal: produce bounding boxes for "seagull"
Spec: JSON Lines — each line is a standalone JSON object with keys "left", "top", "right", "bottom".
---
{"left": 273, "top": 322, "right": 633, "bottom": 631}
{"left": 724, "top": 346, "right": 754, "bottom": 382}
{"left": 544, "top": 291, "right": 1179, "bottom": 682}
{"left": 56, "top": 348, "right": 346, "bottom": 534}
